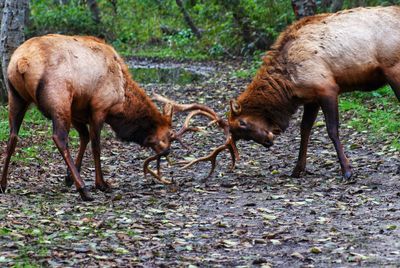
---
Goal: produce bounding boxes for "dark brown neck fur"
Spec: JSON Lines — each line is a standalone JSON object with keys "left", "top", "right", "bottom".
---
{"left": 235, "top": 14, "right": 327, "bottom": 132}
{"left": 106, "top": 64, "right": 167, "bottom": 145}
{"left": 238, "top": 57, "right": 299, "bottom": 132}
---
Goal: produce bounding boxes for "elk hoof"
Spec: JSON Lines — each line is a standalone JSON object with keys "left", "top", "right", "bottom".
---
{"left": 65, "top": 171, "right": 74, "bottom": 187}
{"left": 291, "top": 166, "right": 304, "bottom": 178}
{"left": 0, "top": 184, "right": 6, "bottom": 194}
{"left": 78, "top": 187, "right": 94, "bottom": 201}
{"left": 343, "top": 170, "right": 353, "bottom": 180}
{"left": 96, "top": 182, "right": 112, "bottom": 193}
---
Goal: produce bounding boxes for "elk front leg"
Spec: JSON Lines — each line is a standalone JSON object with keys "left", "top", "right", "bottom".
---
{"left": 52, "top": 118, "right": 93, "bottom": 201}
{"left": 292, "top": 103, "right": 320, "bottom": 177}
{"left": 1, "top": 90, "right": 28, "bottom": 193}
{"left": 90, "top": 116, "right": 111, "bottom": 192}
{"left": 319, "top": 94, "right": 352, "bottom": 179}
{"left": 65, "top": 121, "right": 89, "bottom": 187}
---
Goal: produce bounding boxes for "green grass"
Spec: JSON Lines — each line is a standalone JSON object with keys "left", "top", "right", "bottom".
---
{"left": 0, "top": 106, "right": 80, "bottom": 163}
{"left": 230, "top": 51, "right": 266, "bottom": 79}
{"left": 0, "top": 106, "right": 50, "bottom": 141}
{"left": 339, "top": 86, "right": 400, "bottom": 150}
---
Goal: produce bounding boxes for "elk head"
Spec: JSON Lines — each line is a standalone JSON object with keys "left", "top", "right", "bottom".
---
{"left": 142, "top": 103, "right": 174, "bottom": 155}
{"left": 227, "top": 99, "right": 282, "bottom": 149}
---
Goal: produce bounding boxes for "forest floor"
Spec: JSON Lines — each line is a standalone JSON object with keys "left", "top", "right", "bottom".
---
{"left": 0, "top": 59, "right": 399, "bottom": 267}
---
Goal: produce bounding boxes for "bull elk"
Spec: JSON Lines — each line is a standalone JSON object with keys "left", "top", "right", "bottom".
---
{"left": 190, "top": 6, "right": 400, "bottom": 179}
{"left": 0, "top": 34, "right": 232, "bottom": 201}
{"left": 228, "top": 6, "right": 400, "bottom": 179}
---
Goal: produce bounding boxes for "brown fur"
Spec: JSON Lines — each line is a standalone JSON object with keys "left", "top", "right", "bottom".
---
{"left": 2, "top": 34, "right": 172, "bottom": 200}
{"left": 230, "top": 6, "right": 400, "bottom": 179}
{"left": 271, "top": 13, "right": 328, "bottom": 53}
{"left": 237, "top": 65, "right": 298, "bottom": 131}
{"left": 8, "top": 34, "right": 168, "bottom": 145}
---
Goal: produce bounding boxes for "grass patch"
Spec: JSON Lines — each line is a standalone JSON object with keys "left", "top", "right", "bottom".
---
{"left": 230, "top": 51, "right": 265, "bottom": 79}
{"left": 0, "top": 106, "right": 50, "bottom": 142}
{"left": 339, "top": 86, "right": 400, "bottom": 150}
{"left": 0, "top": 106, "right": 81, "bottom": 162}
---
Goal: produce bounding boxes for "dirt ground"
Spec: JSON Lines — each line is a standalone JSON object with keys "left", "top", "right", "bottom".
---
{"left": 0, "top": 60, "right": 399, "bottom": 267}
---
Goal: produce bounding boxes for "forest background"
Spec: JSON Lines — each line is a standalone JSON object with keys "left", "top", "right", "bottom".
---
{"left": 0, "top": 0, "right": 398, "bottom": 149}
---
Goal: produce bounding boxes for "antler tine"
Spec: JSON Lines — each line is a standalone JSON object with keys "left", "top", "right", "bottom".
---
{"left": 172, "top": 110, "right": 219, "bottom": 149}
{"left": 153, "top": 93, "right": 221, "bottom": 119}
{"left": 181, "top": 134, "right": 239, "bottom": 179}
{"left": 153, "top": 93, "right": 240, "bottom": 179}
{"left": 143, "top": 154, "right": 173, "bottom": 185}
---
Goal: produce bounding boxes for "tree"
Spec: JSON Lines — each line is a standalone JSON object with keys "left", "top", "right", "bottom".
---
{"left": 291, "top": 0, "right": 317, "bottom": 19}
{"left": 0, "top": 0, "right": 29, "bottom": 103}
{"left": 175, "top": 0, "right": 201, "bottom": 39}
{"left": 108, "top": 0, "right": 117, "bottom": 15}
{"left": 217, "top": 0, "right": 271, "bottom": 53}
{"left": 86, "top": 0, "right": 101, "bottom": 24}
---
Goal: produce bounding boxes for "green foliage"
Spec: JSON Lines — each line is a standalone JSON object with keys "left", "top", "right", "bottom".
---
{"left": 29, "top": 0, "right": 101, "bottom": 37}
{"left": 339, "top": 86, "right": 400, "bottom": 150}
{"left": 29, "top": 0, "right": 400, "bottom": 58}
{"left": 29, "top": 0, "right": 293, "bottom": 58}
{"left": 0, "top": 107, "right": 81, "bottom": 163}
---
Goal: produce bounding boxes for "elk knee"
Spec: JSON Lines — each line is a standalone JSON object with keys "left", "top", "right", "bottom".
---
{"left": 8, "top": 133, "right": 18, "bottom": 144}
{"left": 52, "top": 133, "right": 69, "bottom": 149}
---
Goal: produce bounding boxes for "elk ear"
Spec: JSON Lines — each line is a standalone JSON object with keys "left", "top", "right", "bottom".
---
{"left": 163, "top": 103, "right": 173, "bottom": 124}
{"left": 230, "top": 99, "right": 241, "bottom": 116}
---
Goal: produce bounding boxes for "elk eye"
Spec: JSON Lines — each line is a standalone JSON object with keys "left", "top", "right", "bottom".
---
{"left": 238, "top": 119, "right": 247, "bottom": 128}
{"left": 272, "top": 129, "right": 281, "bottom": 135}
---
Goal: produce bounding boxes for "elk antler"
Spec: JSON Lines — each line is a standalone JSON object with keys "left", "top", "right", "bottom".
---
{"left": 181, "top": 120, "right": 239, "bottom": 179}
{"left": 172, "top": 110, "right": 217, "bottom": 149}
{"left": 153, "top": 93, "right": 240, "bottom": 180}
{"left": 143, "top": 152, "right": 173, "bottom": 185}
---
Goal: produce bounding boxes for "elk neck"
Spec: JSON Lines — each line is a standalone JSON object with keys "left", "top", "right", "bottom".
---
{"left": 106, "top": 71, "right": 167, "bottom": 146}
{"left": 238, "top": 57, "right": 300, "bottom": 132}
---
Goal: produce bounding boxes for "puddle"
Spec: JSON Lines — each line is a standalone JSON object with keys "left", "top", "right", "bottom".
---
{"left": 128, "top": 59, "right": 214, "bottom": 85}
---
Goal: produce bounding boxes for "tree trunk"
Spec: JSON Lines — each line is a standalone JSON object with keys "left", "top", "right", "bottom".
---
{"left": 291, "top": 0, "right": 317, "bottom": 19}
{"left": 175, "top": 0, "right": 201, "bottom": 39}
{"left": 0, "top": 0, "right": 4, "bottom": 102}
{"left": 217, "top": 0, "right": 270, "bottom": 53}
{"left": 0, "top": 0, "right": 28, "bottom": 103}
{"left": 86, "top": 0, "right": 101, "bottom": 24}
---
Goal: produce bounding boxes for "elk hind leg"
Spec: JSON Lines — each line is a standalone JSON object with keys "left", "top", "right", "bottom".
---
{"left": 65, "top": 121, "right": 89, "bottom": 187}
{"left": 319, "top": 93, "right": 352, "bottom": 179}
{"left": 41, "top": 83, "right": 93, "bottom": 201}
{"left": 52, "top": 115, "right": 93, "bottom": 201}
{"left": 1, "top": 88, "right": 29, "bottom": 193}
{"left": 90, "top": 113, "right": 111, "bottom": 192}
